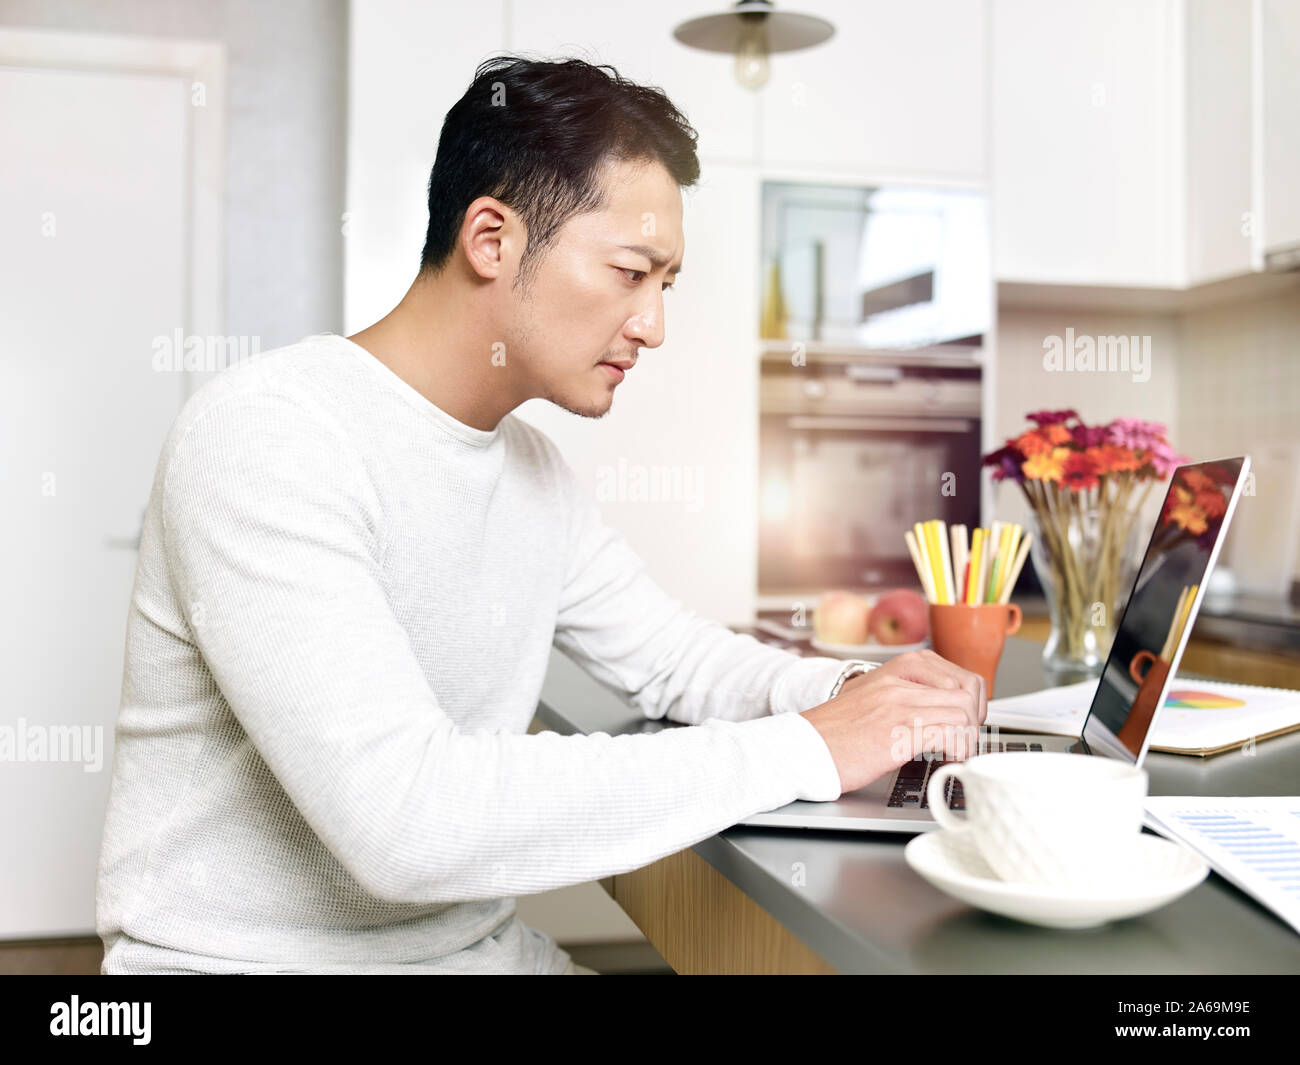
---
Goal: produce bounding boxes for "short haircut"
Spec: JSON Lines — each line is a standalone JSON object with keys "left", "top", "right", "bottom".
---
{"left": 419, "top": 54, "right": 700, "bottom": 293}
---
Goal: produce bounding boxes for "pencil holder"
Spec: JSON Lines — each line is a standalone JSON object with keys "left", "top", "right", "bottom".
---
{"left": 927, "top": 602, "right": 1022, "bottom": 700}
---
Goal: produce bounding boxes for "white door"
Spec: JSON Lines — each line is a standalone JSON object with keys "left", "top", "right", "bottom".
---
{"left": 0, "top": 31, "right": 224, "bottom": 938}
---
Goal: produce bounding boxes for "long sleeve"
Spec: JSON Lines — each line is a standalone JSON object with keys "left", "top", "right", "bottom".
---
{"left": 550, "top": 446, "right": 854, "bottom": 726}
{"left": 160, "top": 388, "right": 843, "bottom": 910}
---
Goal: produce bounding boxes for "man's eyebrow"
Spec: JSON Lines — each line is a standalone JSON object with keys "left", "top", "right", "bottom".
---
{"left": 616, "top": 243, "right": 683, "bottom": 274}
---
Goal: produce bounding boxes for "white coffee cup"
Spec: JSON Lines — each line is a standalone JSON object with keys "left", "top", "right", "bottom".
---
{"left": 925, "top": 752, "right": 1148, "bottom": 891}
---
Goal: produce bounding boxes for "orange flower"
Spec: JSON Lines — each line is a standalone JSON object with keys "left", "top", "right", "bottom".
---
{"left": 1168, "top": 485, "right": 1209, "bottom": 535}
{"left": 1015, "top": 429, "right": 1055, "bottom": 457}
{"left": 1043, "top": 423, "right": 1073, "bottom": 445}
{"left": 1023, "top": 447, "right": 1069, "bottom": 483}
{"left": 1084, "top": 445, "right": 1113, "bottom": 474}
{"left": 1097, "top": 444, "right": 1141, "bottom": 473}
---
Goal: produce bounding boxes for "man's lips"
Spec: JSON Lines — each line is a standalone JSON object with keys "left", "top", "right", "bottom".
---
{"left": 600, "top": 357, "right": 634, "bottom": 384}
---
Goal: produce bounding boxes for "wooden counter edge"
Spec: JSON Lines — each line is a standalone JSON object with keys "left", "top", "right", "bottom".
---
{"left": 600, "top": 848, "right": 838, "bottom": 975}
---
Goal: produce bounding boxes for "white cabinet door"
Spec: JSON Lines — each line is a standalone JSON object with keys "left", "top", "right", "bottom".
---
{"left": 757, "top": 0, "right": 987, "bottom": 179}
{"left": 991, "top": 0, "right": 1184, "bottom": 286}
{"left": 0, "top": 48, "right": 212, "bottom": 937}
{"left": 1185, "top": 0, "right": 1254, "bottom": 284}
{"left": 1258, "top": 0, "right": 1300, "bottom": 267}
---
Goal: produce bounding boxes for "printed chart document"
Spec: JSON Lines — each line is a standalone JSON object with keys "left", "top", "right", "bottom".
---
{"left": 1144, "top": 796, "right": 1300, "bottom": 935}
{"left": 987, "top": 678, "right": 1300, "bottom": 755}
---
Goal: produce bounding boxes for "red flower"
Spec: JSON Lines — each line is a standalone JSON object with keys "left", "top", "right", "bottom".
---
{"left": 1061, "top": 451, "right": 1100, "bottom": 491}
{"left": 1071, "top": 423, "right": 1110, "bottom": 448}
{"left": 1027, "top": 409, "right": 1079, "bottom": 427}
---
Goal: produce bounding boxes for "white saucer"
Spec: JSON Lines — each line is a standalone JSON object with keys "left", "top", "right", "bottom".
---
{"left": 903, "top": 829, "right": 1209, "bottom": 929}
{"left": 811, "top": 636, "right": 929, "bottom": 660}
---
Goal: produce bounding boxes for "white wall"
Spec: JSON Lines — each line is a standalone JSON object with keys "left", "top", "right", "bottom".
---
{"left": 991, "top": 307, "right": 1181, "bottom": 541}
{"left": 1, "top": 0, "right": 350, "bottom": 347}
{"left": 1175, "top": 289, "right": 1300, "bottom": 589}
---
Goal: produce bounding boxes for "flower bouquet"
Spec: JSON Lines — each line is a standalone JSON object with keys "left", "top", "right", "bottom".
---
{"left": 982, "top": 411, "right": 1188, "bottom": 673}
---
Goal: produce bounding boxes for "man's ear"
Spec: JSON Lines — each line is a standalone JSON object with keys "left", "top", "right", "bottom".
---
{"left": 460, "top": 196, "right": 521, "bottom": 282}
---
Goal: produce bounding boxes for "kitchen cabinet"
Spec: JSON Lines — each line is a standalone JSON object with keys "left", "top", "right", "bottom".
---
{"left": 756, "top": 0, "right": 987, "bottom": 180}
{"left": 1185, "top": 0, "right": 1300, "bottom": 282}
{"left": 1257, "top": 0, "right": 1300, "bottom": 270}
{"left": 991, "top": 0, "right": 1184, "bottom": 287}
{"left": 1185, "top": 0, "right": 1253, "bottom": 284}
{"left": 993, "top": 0, "right": 1300, "bottom": 291}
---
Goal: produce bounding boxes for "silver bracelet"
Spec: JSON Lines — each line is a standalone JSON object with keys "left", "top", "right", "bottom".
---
{"left": 829, "top": 659, "right": 880, "bottom": 700}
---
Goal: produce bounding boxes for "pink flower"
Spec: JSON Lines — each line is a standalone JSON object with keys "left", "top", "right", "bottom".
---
{"left": 1108, "top": 417, "right": 1169, "bottom": 451}
{"left": 1144, "top": 438, "right": 1190, "bottom": 478}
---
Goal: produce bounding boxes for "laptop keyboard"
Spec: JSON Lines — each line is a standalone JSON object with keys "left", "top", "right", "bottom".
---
{"left": 886, "top": 741, "right": 1046, "bottom": 809}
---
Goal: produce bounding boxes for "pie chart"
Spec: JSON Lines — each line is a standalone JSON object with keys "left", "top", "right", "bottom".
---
{"left": 1164, "top": 690, "right": 1246, "bottom": 710}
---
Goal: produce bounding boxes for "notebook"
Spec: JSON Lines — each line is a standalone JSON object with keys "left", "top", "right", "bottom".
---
{"left": 988, "top": 677, "right": 1300, "bottom": 756}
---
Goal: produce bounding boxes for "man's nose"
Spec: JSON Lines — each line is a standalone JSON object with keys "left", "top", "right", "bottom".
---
{"left": 624, "top": 292, "right": 665, "bottom": 349}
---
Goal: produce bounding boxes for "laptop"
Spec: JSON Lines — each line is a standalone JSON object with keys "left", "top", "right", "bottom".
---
{"left": 738, "top": 455, "right": 1253, "bottom": 833}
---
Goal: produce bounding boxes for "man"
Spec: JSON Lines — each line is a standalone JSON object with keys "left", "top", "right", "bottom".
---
{"left": 96, "top": 55, "right": 984, "bottom": 975}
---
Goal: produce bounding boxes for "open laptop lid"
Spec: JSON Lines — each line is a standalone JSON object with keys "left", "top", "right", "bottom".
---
{"left": 1081, "top": 456, "right": 1252, "bottom": 763}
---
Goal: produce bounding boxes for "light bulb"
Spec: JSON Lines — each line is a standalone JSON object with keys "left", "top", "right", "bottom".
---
{"left": 734, "top": 22, "right": 771, "bottom": 90}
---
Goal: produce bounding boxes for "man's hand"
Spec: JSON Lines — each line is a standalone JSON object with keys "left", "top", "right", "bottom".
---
{"left": 802, "top": 650, "right": 987, "bottom": 794}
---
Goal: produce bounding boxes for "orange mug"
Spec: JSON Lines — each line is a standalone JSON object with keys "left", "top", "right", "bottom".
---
{"left": 1129, "top": 649, "right": 1158, "bottom": 684}
{"left": 1117, "top": 649, "right": 1171, "bottom": 756}
{"left": 927, "top": 602, "right": 1022, "bottom": 700}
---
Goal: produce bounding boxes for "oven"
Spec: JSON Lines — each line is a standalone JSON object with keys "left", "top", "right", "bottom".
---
{"left": 758, "top": 354, "right": 982, "bottom": 597}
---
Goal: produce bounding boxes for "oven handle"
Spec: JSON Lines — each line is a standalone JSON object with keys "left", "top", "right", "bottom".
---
{"left": 786, "top": 415, "right": 975, "bottom": 433}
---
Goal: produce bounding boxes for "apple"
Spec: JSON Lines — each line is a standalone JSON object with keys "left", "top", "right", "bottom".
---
{"left": 813, "top": 590, "right": 871, "bottom": 645}
{"left": 866, "top": 588, "right": 928, "bottom": 645}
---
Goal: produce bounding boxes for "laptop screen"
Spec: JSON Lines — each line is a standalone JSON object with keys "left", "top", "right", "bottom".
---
{"left": 1082, "top": 456, "right": 1249, "bottom": 761}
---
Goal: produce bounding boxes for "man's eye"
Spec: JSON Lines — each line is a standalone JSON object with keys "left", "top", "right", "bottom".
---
{"left": 620, "top": 267, "right": 675, "bottom": 291}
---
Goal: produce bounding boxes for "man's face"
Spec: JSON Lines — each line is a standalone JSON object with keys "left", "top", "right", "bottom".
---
{"left": 502, "top": 156, "right": 684, "bottom": 418}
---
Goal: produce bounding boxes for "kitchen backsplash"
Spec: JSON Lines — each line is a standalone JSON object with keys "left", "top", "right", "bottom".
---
{"left": 993, "top": 290, "right": 1300, "bottom": 589}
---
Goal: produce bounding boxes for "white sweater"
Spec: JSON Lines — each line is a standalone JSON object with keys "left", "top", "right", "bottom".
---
{"left": 96, "top": 332, "right": 847, "bottom": 974}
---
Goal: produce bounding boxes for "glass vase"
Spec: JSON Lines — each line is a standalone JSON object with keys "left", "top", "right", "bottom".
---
{"left": 1027, "top": 489, "right": 1142, "bottom": 677}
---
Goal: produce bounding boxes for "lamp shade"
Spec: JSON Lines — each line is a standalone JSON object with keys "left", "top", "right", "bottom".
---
{"left": 672, "top": 0, "right": 834, "bottom": 55}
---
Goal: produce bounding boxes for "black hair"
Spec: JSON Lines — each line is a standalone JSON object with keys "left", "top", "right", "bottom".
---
{"left": 418, "top": 54, "right": 700, "bottom": 293}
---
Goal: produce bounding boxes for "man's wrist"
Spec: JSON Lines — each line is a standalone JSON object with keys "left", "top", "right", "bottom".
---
{"left": 828, "top": 659, "right": 879, "bottom": 700}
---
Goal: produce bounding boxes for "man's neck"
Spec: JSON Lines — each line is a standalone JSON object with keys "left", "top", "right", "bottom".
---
{"left": 346, "top": 272, "right": 524, "bottom": 432}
